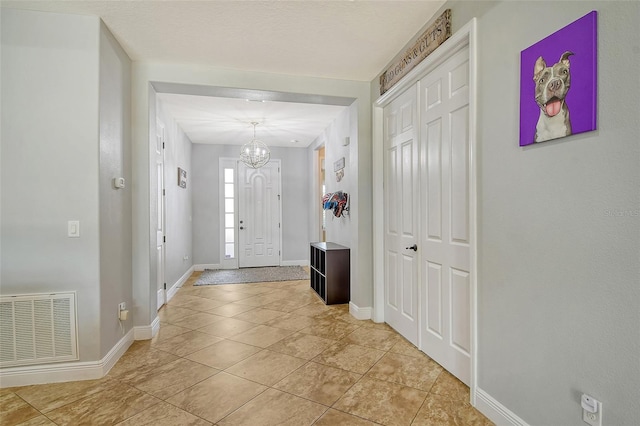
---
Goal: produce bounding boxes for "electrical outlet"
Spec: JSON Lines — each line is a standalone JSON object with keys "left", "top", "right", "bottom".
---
{"left": 582, "top": 400, "right": 602, "bottom": 426}
{"left": 118, "top": 302, "right": 126, "bottom": 312}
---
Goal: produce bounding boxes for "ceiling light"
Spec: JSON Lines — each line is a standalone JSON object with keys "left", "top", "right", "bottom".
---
{"left": 239, "top": 122, "right": 270, "bottom": 169}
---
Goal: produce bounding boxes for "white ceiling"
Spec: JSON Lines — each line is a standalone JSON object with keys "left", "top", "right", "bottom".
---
{"left": 3, "top": 0, "right": 446, "bottom": 146}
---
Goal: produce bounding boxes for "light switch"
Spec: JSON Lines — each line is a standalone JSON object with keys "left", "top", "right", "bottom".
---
{"left": 68, "top": 220, "right": 80, "bottom": 238}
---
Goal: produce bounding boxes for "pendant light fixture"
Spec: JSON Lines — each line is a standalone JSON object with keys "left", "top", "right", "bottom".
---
{"left": 239, "top": 122, "right": 270, "bottom": 169}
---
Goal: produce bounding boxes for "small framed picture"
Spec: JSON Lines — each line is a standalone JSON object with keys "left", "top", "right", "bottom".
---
{"left": 178, "top": 167, "right": 187, "bottom": 188}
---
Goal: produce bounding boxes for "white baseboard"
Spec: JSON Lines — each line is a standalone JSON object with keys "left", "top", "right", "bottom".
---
{"left": 133, "top": 316, "right": 160, "bottom": 340}
{"left": 194, "top": 263, "right": 221, "bottom": 271}
{"left": 280, "top": 260, "right": 309, "bottom": 267}
{"left": 168, "top": 266, "right": 194, "bottom": 302}
{"left": 349, "top": 302, "right": 372, "bottom": 320}
{"left": 475, "top": 387, "right": 530, "bottom": 426}
{"left": 0, "top": 329, "right": 134, "bottom": 388}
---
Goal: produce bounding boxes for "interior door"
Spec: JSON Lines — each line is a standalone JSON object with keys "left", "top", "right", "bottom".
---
{"left": 155, "top": 119, "right": 166, "bottom": 309}
{"left": 238, "top": 160, "right": 281, "bottom": 268}
{"left": 383, "top": 86, "right": 419, "bottom": 345}
{"left": 420, "top": 46, "right": 471, "bottom": 385}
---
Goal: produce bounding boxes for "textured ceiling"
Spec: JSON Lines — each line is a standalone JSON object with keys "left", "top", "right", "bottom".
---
{"left": 2, "top": 0, "right": 445, "bottom": 145}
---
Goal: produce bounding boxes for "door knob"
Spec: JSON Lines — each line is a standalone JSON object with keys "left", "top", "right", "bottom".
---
{"left": 406, "top": 244, "right": 418, "bottom": 251}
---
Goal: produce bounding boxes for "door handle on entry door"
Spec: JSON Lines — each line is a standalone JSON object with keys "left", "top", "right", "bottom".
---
{"left": 406, "top": 244, "right": 418, "bottom": 252}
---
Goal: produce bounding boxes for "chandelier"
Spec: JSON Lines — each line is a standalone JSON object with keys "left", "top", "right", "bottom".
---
{"left": 239, "top": 122, "right": 270, "bottom": 169}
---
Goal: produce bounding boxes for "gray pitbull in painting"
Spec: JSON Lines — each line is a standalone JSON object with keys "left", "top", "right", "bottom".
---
{"left": 533, "top": 51, "right": 574, "bottom": 143}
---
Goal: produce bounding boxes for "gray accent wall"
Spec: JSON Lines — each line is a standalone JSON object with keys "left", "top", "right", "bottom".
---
{"left": 156, "top": 101, "right": 193, "bottom": 289}
{"left": 98, "top": 22, "right": 133, "bottom": 356}
{"left": 373, "top": 1, "right": 640, "bottom": 424}
{"left": 1, "top": 9, "right": 133, "bottom": 362}
{"left": 192, "top": 144, "right": 310, "bottom": 266}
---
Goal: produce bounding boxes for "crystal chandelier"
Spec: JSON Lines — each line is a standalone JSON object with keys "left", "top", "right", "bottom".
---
{"left": 239, "top": 122, "right": 270, "bottom": 169}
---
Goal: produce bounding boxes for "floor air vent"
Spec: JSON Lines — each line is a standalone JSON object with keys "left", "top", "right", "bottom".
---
{"left": 0, "top": 292, "right": 78, "bottom": 368}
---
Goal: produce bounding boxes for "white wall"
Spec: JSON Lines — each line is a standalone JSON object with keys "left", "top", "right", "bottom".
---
{"left": 156, "top": 101, "right": 193, "bottom": 289}
{"left": 98, "top": 22, "right": 133, "bottom": 356}
{"left": 1, "top": 9, "right": 103, "bottom": 361}
{"left": 191, "top": 144, "right": 309, "bottom": 266}
{"left": 372, "top": 1, "right": 640, "bottom": 424}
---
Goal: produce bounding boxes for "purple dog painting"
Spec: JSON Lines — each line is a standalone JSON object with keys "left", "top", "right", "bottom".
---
{"left": 519, "top": 11, "right": 597, "bottom": 147}
{"left": 533, "top": 51, "right": 574, "bottom": 143}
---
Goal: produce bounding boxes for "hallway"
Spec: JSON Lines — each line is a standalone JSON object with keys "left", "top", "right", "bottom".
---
{"left": 2, "top": 272, "right": 492, "bottom": 425}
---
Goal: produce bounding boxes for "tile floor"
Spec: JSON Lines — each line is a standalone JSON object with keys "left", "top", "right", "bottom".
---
{"left": 1, "top": 272, "right": 493, "bottom": 426}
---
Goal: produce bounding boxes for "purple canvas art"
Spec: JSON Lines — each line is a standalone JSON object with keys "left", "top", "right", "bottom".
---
{"left": 519, "top": 11, "right": 598, "bottom": 146}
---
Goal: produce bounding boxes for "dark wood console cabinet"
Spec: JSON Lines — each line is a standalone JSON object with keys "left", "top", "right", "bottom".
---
{"left": 310, "top": 242, "right": 350, "bottom": 305}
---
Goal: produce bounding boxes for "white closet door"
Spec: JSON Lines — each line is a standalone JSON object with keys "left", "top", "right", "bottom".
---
{"left": 383, "top": 86, "right": 419, "bottom": 345}
{"left": 419, "top": 46, "right": 471, "bottom": 385}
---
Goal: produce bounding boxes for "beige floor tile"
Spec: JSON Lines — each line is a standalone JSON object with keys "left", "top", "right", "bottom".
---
{"left": 206, "top": 302, "right": 256, "bottom": 317}
{"left": 290, "top": 302, "right": 332, "bottom": 317}
{"left": 217, "top": 388, "right": 326, "bottom": 426}
{"left": 299, "top": 319, "right": 361, "bottom": 340}
{"left": 15, "top": 416, "right": 56, "bottom": 425}
{"left": 206, "top": 291, "right": 257, "bottom": 302}
{"left": 108, "top": 344, "right": 180, "bottom": 379}
{"left": 263, "top": 313, "right": 318, "bottom": 331}
{"left": 0, "top": 392, "right": 40, "bottom": 426}
{"left": 115, "top": 401, "right": 211, "bottom": 425}
{"left": 14, "top": 377, "right": 117, "bottom": 413}
{"left": 341, "top": 327, "right": 401, "bottom": 351}
{"left": 196, "top": 317, "right": 256, "bottom": 338}
{"left": 231, "top": 307, "right": 286, "bottom": 324}
{"left": 167, "top": 294, "right": 227, "bottom": 311}
{"left": 233, "top": 294, "right": 288, "bottom": 307}
{"left": 274, "top": 361, "right": 361, "bottom": 406}
{"left": 312, "top": 342, "right": 385, "bottom": 374}
{"left": 411, "top": 393, "right": 494, "bottom": 426}
{"left": 166, "top": 372, "right": 266, "bottom": 424}
{"left": 359, "top": 320, "right": 397, "bottom": 332}
{"left": 228, "top": 324, "right": 294, "bottom": 348}
{"left": 388, "top": 337, "right": 427, "bottom": 359}
{"left": 261, "top": 298, "right": 311, "bottom": 313}
{"left": 152, "top": 330, "right": 223, "bottom": 357}
{"left": 186, "top": 339, "right": 262, "bottom": 369}
{"left": 365, "top": 352, "right": 443, "bottom": 392}
{"left": 430, "top": 371, "right": 470, "bottom": 402}
{"left": 119, "top": 357, "right": 218, "bottom": 400}
{"left": 158, "top": 305, "right": 199, "bottom": 324}
{"left": 314, "top": 409, "right": 378, "bottom": 425}
{"left": 267, "top": 332, "right": 335, "bottom": 360}
{"left": 46, "top": 382, "right": 160, "bottom": 426}
{"left": 166, "top": 311, "right": 226, "bottom": 330}
{"left": 150, "top": 323, "right": 192, "bottom": 344}
{"left": 333, "top": 377, "right": 427, "bottom": 426}
{"left": 225, "top": 349, "right": 306, "bottom": 385}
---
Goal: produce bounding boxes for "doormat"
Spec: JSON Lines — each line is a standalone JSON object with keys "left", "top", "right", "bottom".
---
{"left": 194, "top": 266, "right": 309, "bottom": 286}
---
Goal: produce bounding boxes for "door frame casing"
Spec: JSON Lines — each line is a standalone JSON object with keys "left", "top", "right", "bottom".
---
{"left": 372, "top": 18, "right": 478, "bottom": 404}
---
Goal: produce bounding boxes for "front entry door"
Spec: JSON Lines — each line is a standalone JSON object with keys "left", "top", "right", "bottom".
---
{"left": 383, "top": 87, "right": 419, "bottom": 345}
{"left": 238, "top": 160, "right": 281, "bottom": 268}
{"left": 420, "top": 46, "right": 472, "bottom": 385}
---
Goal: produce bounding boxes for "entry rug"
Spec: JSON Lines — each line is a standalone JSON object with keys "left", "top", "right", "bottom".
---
{"left": 195, "top": 266, "right": 309, "bottom": 286}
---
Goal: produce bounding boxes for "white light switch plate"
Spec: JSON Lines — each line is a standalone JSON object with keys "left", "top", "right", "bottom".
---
{"left": 68, "top": 220, "right": 80, "bottom": 238}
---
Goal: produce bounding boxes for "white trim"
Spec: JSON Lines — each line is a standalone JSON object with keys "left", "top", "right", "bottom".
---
{"left": 280, "top": 260, "right": 309, "bottom": 267}
{"left": 157, "top": 288, "right": 165, "bottom": 310}
{"left": 349, "top": 302, "right": 372, "bottom": 320}
{"left": 167, "top": 266, "right": 194, "bottom": 302}
{"left": 133, "top": 316, "right": 160, "bottom": 340}
{"left": 194, "top": 263, "right": 222, "bottom": 271}
{"left": 0, "top": 329, "right": 133, "bottom": 388}
{"left": 475, "top": 388, "right": 530, "bottom": 426}
{"left": 372, "top": 17, "right": 479, "bottom": 404}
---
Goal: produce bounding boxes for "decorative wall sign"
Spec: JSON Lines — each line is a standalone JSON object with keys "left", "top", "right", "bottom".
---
{"left": 334, "top": 157, "right": 345, "bottom": 172}
{"left": 379, "top": 9, "right": 452, "bottom": 95}
{"left": 178, "top": 167, "right": 187, "bottom": 188}
{"left": 519, "top": 11, "right": 598, "bottom": 146}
